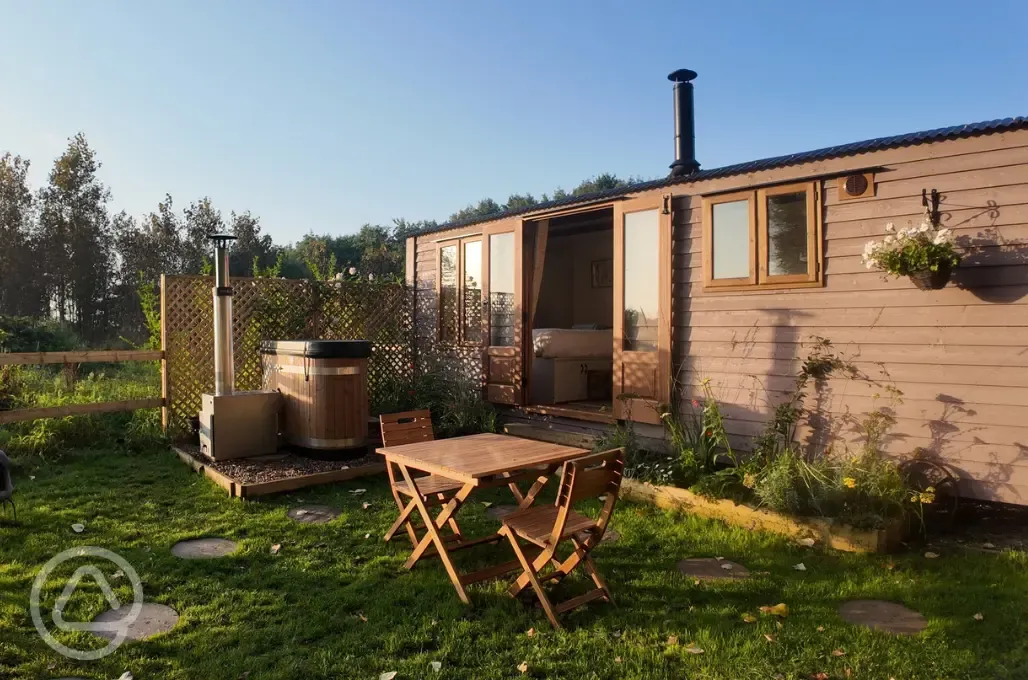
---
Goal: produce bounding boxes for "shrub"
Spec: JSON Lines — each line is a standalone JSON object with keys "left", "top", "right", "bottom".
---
{"left": 373, "top": 359, "right": 496, "bottom": 438}
{"left": 0, "top": 316, "right": 83, "bottom": 353}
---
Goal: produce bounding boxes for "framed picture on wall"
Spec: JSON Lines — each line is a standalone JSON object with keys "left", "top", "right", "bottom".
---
{"left": 591, "top": 259, "right": 613, "bottom": 288}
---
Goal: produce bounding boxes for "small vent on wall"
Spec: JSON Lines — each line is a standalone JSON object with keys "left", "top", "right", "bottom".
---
{"left": 838, "top": 172, "right": 874, "bottom": 201}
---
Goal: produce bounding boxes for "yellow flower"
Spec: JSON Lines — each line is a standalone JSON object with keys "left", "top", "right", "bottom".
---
{"left": 701, "top": 377, "right": 712, "bottom": 388}
{"left": 842, "top": 477, "right": 857, "bottom": 489}
{"left": 743, "top": 473, "right": 757, "bottom": 489}
{"left": 919, "top": 491, "right": 935, "bottom": 504}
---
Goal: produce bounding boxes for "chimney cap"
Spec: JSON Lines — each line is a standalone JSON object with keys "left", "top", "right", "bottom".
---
{"left": 668, "top": 69, "right": 698, "bottom": 83}
{"left": 208, "top": 232, "right": 238, "bottom": 245}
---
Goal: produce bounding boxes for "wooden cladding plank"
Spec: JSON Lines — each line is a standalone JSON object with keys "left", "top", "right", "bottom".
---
{"left": 680, "top": 305, "right": 1028, "bottom": 329}
{"left": 0, "top": 398, "right": 163, "bottom": 424}
{"left": 675, "top": 369, "right": 1028, "bottom": 408}
{"left": 826, "top": 184, "right": 1028, "bottom": 224}
{"left": 684, "top": 285, "right": 1028, "bottom": 311}
{"left": 682, "top": 323, "right": 1028, "bottom": 348}
{"left": 685, "top": 355, "right": 1028, "bottom": 389}
{"left": 675, "top": 389, "right": 1028, "bottom": 431}
{"left": 0, "top": 350, "right": 163, "bottom": 366}
{"left": 682, "top": 340, "right": 1028, "bottom": 368}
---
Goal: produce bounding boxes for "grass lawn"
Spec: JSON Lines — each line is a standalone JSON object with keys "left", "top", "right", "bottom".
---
{"left": 1, "top": 448, "right": 1027, "bottom": 680}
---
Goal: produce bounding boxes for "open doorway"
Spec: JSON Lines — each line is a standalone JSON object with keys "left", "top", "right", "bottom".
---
{"left": 525, "top": 207, "right": 615, "bottom": 423}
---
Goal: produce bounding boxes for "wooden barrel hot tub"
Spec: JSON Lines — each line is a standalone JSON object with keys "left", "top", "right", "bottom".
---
{"left": 260, "top": 340, "right": 372, "bottom": 450}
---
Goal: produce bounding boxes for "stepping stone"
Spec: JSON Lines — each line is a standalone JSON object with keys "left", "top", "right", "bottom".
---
{"left": 171, "top": 537, "right": 238, "bottom": 559}
{"left": 677, "top": 557, "right": 750, "bottom": 580}
{"left": 288, "top": 505, "right": 341, "bottom": 524}
{"left": 486, "top": 505, "right": 518, "bottom": 520}
{"left": 838, "top": 599, "right": 927, "bottom": 635}
{"left": 92, "top": 603, "right": 179, "bottom": 641}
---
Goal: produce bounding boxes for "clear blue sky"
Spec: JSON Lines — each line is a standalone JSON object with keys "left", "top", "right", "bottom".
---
{"left": 2, "top": 1, "right": 1026, "bottom": 244}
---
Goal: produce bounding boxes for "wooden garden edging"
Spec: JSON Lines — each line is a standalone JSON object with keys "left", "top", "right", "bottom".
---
{"left": 622, "top": 478, "right": 905, "bottom": 553}
{"left": 0, "top": 350, "right": 164, "bottom": 424}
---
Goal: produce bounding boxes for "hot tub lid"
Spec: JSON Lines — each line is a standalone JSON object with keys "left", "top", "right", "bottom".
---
{"left": 260, "top": 340, "right": 373, "bottom": 359}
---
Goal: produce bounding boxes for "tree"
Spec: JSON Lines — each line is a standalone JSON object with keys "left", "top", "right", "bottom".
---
{"left": 36, "top": 134, "right": 115, "bottom": 342}
{"left": 182, "top": 197, "right": 224, "bottom": 273}
{"left": 504, "top": 193, "right": 538, "bottom": 212}
{"left": 0, "top": 153, "right": 43, "bottom": 316}
{"left": 229, "top": 210, "right": 274, "bottom": 277}
{"left": 448, "top": 198, "right": 503, "bottom": 224}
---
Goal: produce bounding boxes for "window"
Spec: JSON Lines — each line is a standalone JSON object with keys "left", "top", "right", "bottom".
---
{"left": 702, "top": 181, "right": 820, "bottom": 289}
{"left": 438, "top": 237, "right": 483, "bottom": 344}
{"left": 488, "top": 232, "right": 516, "bottom": 346}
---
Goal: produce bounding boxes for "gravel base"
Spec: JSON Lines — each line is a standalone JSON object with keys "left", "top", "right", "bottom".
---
{"left": 177, "top": 443, "right": 379, "bottom": 485}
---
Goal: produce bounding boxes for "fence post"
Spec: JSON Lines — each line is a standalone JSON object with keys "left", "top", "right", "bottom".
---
{"left": 160, "top": 274, "right": 170, "bottom": 432}
{"left": 405, "top": 237, "right": 418, "bottom": 384}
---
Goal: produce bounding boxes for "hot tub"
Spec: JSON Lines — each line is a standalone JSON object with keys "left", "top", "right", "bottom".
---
{"left": 261, "top": 340, "right": 372, "bottom": 450}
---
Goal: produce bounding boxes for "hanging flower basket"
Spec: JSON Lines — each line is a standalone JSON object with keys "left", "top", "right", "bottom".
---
{"left": 861, "top": 210, "right": 961, "bottom": 291}
{"left": 908, "top": 262, "right": 953, "bottom": 290}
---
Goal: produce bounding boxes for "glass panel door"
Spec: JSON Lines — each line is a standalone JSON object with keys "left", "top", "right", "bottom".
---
{"left": 613, "top": 196, "right": 671, "bottom": 424}
{"left": 483, "top": 225, "right": 522, "bottom": 405}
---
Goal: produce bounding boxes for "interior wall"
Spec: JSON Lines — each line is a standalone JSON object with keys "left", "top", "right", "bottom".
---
{"left": 535, "top": 229, "right": 613, "bottom": 329}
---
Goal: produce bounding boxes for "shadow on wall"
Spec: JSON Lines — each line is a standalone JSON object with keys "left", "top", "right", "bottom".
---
{"left": 937, "top": 195, "right": 1028, "bottom": 302}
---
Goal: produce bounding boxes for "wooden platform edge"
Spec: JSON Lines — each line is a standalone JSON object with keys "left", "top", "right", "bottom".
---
{"left": 621, "top": 478, "right": 905, "bottom": 554}
{"left": 238, "top": 462, "right": 386, "bottom": 498}
{"left": 174, "top": 446, "right": 239, "bottom": 497}
{"left": 172, "top": 444, "right": 385, "bottom": 499}
{"left": 503, "top": 423, "right": 600, "bottom": 450}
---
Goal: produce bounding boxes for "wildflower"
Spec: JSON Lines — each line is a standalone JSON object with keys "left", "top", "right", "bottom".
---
{"left": 843, "top": 477, "right": 856, "bottom": 489}
{"left": 918, "top": 221, "right": 931, "bottom": 233}
{"left": 348, "top": 267, "right": 357, "bottom": 275}
{"left": 701, "top": 377, "right": 711, "bottom": 388}
{"left": 704, "top": 429, "right": 713, "bottom": 437}
{"left": 743, "top": 473, "right": 757, "bottom": 489}
{"left": 691, "top": 399, "right": 700, "bottom": 408}
{"left": 932, "top": 228, "right": 952, "bottom": 245}
{"left": 883, "top": 235, "right": 895, "bottom": 244}
{"left": 660, "top": 412, "right": 672, "bottom": 420}
{"left": 919, "top": 491, "right": 935, "bottom": 504}
{"left": 885, "top": 223, "right": 895, "bottom": 232}
{"left": 368, "top": 273, "right": 375, "bottom": 281}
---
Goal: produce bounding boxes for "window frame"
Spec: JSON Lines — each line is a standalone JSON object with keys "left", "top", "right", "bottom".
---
{"left": 702, "top": 181, "right": 821, "bottom": 291}
{"left": 436, "top": 235, "right": 484, "bottom": 346}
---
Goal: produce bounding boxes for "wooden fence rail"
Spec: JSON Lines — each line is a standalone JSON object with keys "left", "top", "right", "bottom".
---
{"left": 0, "top": 350, "right": 164, "bottom": 425}
{"left": 0, "top": 350, "right": 163, "bottom": 366}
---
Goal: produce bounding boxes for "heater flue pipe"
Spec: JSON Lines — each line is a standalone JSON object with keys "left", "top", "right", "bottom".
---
{"left": 210, "top": 233, "right": 238, "bottom": 396}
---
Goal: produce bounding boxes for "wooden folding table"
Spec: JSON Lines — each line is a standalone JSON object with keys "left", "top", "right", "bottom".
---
{"left": 376, "top": 432, "right": 588, "bottom": 603}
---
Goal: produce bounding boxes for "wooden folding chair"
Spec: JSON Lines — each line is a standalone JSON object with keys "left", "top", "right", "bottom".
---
{"left": 380, "top": 410, "right": 466, "bottom": 545}
{"left": 499, "top": 448, "right": 624, "bottom": 629}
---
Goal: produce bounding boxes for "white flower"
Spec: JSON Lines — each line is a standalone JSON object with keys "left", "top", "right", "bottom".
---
{"left": 884, "top": 235, "right": 895, "bottom": 244}
{"left": 932, "top": 228, "right": 952, "bottom": 245}
{"left": 884, "top": 223, "right": 895, "bottom": 233}
{"left": 348, "top": 267, "right": 356, "bottom": 275}
{"left": 918, "top": 220, "right": 932, "bottom": 233}
{"left": 368, "top": 273, "right": 375, "bottom": 281}
{"left": 865, "top": 260, "right": 875, "bottom": 270}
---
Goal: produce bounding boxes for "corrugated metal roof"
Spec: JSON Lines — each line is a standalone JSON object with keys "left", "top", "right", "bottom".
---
{"left": 418, "top": 116, "right": 1028, "bottom": 235}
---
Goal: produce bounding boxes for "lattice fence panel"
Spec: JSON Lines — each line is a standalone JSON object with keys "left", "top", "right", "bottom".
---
{"left": 163, "top": 276, "right": 414, "bottom": 434}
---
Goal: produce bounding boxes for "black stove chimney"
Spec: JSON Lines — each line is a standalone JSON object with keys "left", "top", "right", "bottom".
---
{"left": 668, "top": 69, "right": 700, "bottom": 177}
